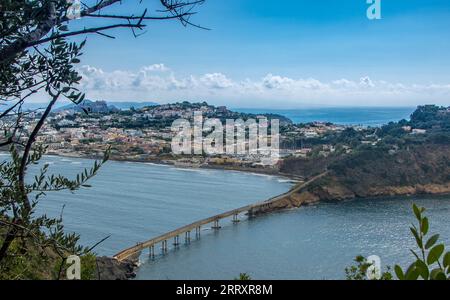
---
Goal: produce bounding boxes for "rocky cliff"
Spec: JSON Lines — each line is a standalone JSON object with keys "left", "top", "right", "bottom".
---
{"left": 253, "top": 144, "right": 450, "bottom": 214}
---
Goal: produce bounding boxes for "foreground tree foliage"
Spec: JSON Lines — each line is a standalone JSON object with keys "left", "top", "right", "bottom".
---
{"left": 345, "top": 256, "right": 393, "bottom": 280}
{"left": 346, "top": 204, "right": 450, "bottom": 280}
{"left": 394, "top": 204, "right": 450, "bottom": 280}
{"left": 235, "top": 273, "right": 252, "bottom": 280}
{"left": 1, "top": 0, "right": 204, "bottom": 279}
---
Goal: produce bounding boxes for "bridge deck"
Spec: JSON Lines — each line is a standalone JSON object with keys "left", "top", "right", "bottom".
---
{"left": 113, "top": 172, "right": 327, "bottom": 262}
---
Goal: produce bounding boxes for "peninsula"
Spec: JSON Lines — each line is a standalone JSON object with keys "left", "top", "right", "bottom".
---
{"left": 3, "top": 102, "right": 450, "bottom": 201}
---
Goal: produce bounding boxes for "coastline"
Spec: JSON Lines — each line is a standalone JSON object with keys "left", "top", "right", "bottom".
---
{"left": 4, "top": 149, "right": 450, "bottom": 279}
{"left": 6, "top": 144, "right": 450, "bottom": 264}
{"left": 4, "top": 150, "right": 450, "bottom": 202}
{"left": 114, "top": 165, "right": 450, "bottom": 270}
{"left": 39, "top": 151, "right": 303, "bottom": 181}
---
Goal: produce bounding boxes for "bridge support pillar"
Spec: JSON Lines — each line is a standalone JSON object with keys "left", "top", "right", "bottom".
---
{"left": 212, "top": 219, "right": 221, "bottom": 230}
{"left": 162, "top": 240, "right": 168, "bottom": 254}
{"left": 173, "top": 235, "right": 180, "bottom": 247}
{"left": 195, "top": 226, "right": 201, "bottom": 239}
{"left": 232, "top": 214, "right": 240, "bottom": 223}
{"left": 149, "top": 245, "right": 155, "bottom": 259}
{"left": 185, "top": 231, "right": 191, "bottom": 244}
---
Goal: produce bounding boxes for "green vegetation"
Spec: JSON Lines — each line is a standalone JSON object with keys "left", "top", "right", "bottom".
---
{"left": 394, "top": 204, "right": 449, "bottom": 280}
{"left": 1, "top": 0, "right": 205, "bottom": 279}
{"left": 346, "top": 204, "right": 450, "bottom": 280}
{"left": 282, "top": 105, "right": 450, "bottom": 159}
{"left": 281, "top": 106, "right": 450, "bottom": 204}
{"left": 0, "top": 145, "right": 108, "bottom": 279}
{"left": 235, "top": 273, "right": 252, "bottom": 280}
{"left": 345, "top": 256, "right": 393, "bottom": 280}
{"left": 1, "top": 0, "right": 107, "bottom": 278}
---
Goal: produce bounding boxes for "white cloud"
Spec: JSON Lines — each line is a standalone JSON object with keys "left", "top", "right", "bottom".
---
{"left": 332, "top": 79, "right": 357, "bottom": 89}
{"left": 141, "top": 64, "right": 170, "bottom": 72}
{"left": 262, "top": 74, "right": 295, "bottom": 89}
{"left": 71, "top": 64, "right": 450, "bottom": 107}
{"left": 199, "top": 73, "right": 233, "bottom": 89}
{"left": 359, "top": 76, "right": 375, "bottom": 88}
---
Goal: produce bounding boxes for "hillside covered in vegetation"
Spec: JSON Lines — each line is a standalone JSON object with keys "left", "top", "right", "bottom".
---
{"left": 273, "top": 105, "right": 450, "bottom": 209}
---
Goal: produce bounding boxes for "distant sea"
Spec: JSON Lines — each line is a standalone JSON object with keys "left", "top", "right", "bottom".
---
{"left": 235, "top": 107, "right": 416, "bottom": 127}
{"left": 11, "top": 103, "right": 416, "bottom": 127}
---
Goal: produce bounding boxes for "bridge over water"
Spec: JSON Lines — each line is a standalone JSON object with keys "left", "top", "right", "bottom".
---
{"left": 113, "top": 172, "right": 327, "bottom": 262}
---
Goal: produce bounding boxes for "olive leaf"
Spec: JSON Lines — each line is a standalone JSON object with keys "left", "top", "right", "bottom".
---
{"left": 427, "top": 244, "right": 445, "bottom": 265}
{"left": 425, "top": 234, "right": 440, "bottom": 250}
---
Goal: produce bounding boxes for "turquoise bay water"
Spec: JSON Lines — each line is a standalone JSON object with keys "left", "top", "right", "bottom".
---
{"left": 4, "top": 153, "right": 446, "bottom": 279}
{"left": 136, "top": 196, "right": 450, "bottom": 279}
{"left": 19, "top": 155, "right": 293, "bottom": 258}
{"left": 235, "top": 107, "right": 415, "bottom": 126}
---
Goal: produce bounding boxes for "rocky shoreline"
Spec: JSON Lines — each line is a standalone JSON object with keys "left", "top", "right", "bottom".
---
{"left": 95, "top": 257, "right": 139, "bottom": 280}
{"left": 96, "top": 175, "right": 450, "bottom": 279}
{"left": 250, "top": 173, "right": 450, "bottom": 215}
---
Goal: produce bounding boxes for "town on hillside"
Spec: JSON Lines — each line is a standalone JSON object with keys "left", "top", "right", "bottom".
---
{"left": 1, "top": 102, "right": 449, "bottom": 173}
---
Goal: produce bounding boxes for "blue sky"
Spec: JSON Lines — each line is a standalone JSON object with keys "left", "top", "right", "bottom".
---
{"left": 62, "top": 0, "right": 450, "bottom": 108}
